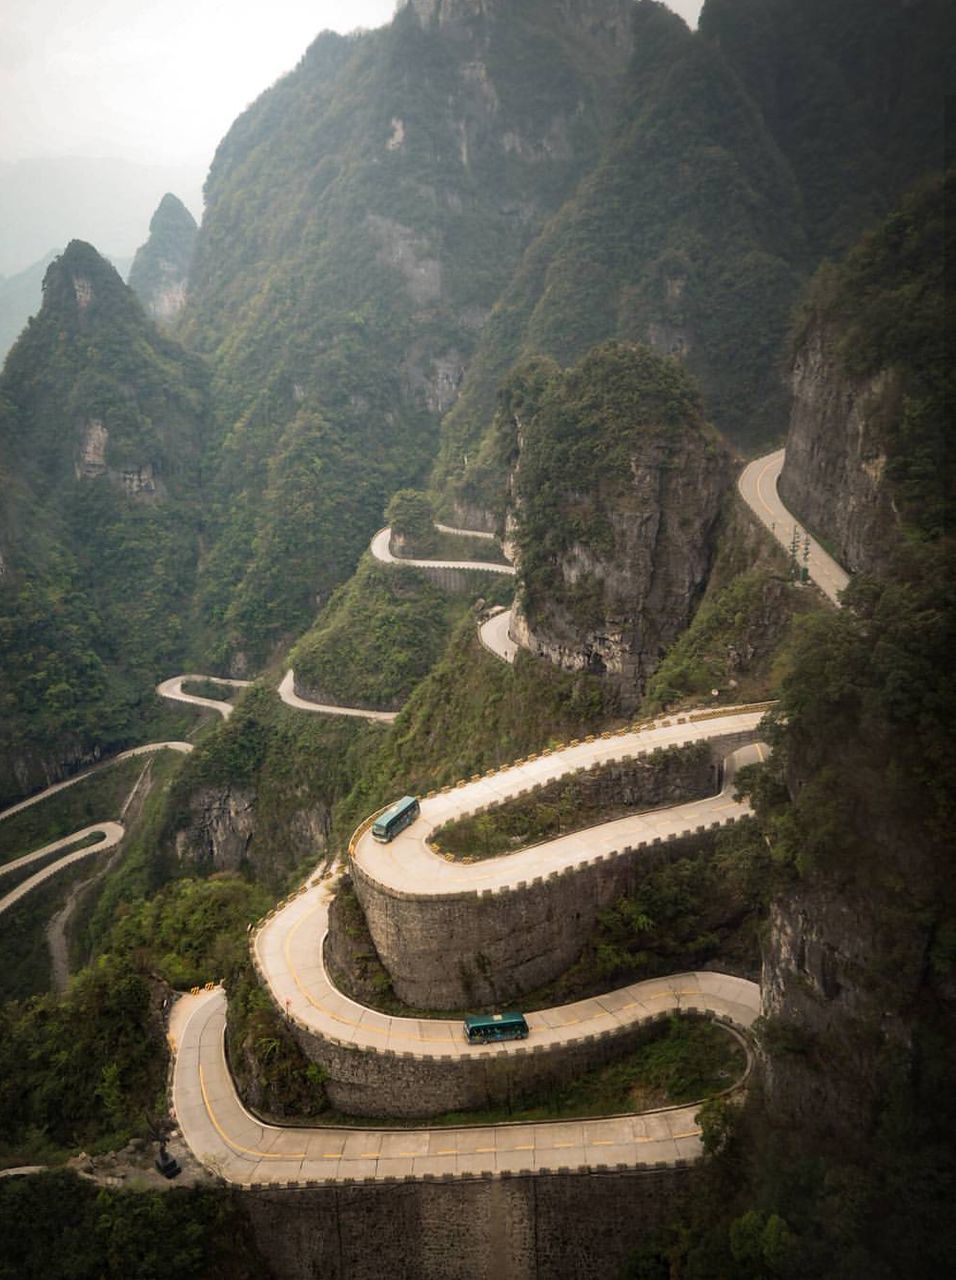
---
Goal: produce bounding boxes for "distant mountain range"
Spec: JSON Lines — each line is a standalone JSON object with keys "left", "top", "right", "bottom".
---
{"left": 0, "top": 156, "right": 204, "bottom": 278}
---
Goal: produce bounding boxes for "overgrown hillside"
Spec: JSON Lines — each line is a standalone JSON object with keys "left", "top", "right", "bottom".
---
{"left": 781, "top": 171, "right": 951, "bottom": 573}
{"left": 0, "top": 242, "right": 207, "bottom": 803}
{"left": 435, "top": 0, "right": 803, "bottom": 501}
{"left": 495, "top": 342, "right": 731, "bottom": 705}
{"left": 435, "top": 0, "right": 953, "bottom": 510}
{"left": 180, "top": 0, "right": 634, "bottom": 669}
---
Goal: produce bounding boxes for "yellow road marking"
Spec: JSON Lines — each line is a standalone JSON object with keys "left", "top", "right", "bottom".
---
{"left": 199, "top": 1065, "right": 306, "bottom": 1161}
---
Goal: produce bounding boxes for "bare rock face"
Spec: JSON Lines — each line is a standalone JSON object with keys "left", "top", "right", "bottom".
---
{"left": 779, "top": 322, "right": 900, "bottom": 576}
{"left": 504, "top": 344, "right": 732, "bottom": 709}
{"left": 172, "top": 783, "right": 332, "bottom": 885}
{"left": 174, "top": 787, "right": 257, "bottom": 874}
{"left": 405, "top": 0, "right": 635, "bottom": 60}
{"left": 128, "top": 192, "right": 198, "bottom": 327}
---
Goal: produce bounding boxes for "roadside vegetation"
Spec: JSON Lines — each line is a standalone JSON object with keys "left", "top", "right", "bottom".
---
{"left": 430, "top": 742, "right": 711, "bottom": 861}
{"left": 0, "top": 1172, "right": 268, "bottom": 1280}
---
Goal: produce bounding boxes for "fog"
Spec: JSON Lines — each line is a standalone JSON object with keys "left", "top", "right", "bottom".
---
{"left": 1, "top": 0, "right": 704, "bottom": 167}
{"left": 0, "top": 0, "right": 704, "bottom": 275}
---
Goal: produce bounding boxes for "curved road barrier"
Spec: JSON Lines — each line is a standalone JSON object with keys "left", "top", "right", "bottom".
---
{"left": 156, "top": 674, "right": 252, "bottom": 721}
{"left": 370, "top": 526, "right": 516, "bottom": 576}
{"left": 0, "top": 822, "right": 125, "bottom": 919}
{"left": 738, "top": 449, "right": 850, "bottom": 606}
{"left": 277, "top": 670, "right": 400, "bottom": 723}
{"left": 171, "top": 984, "right": 755, "bottom": 1187}
{"left": 435, "top": 522, "right": 497, "bottom": 540}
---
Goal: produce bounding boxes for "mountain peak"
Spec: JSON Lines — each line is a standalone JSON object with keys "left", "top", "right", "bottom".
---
{"left": 149, "top": 192, "right": 198, "bottom": 238}
{"left": 129, "top": 192, "right": 198, "bottom": 326}
{"left": 42, "top": 240, "right": 127, "bottom": 319}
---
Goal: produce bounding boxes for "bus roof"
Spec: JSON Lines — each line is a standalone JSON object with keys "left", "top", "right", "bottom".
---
{"left": 372, "top": 795, "right": 419, "bottom": 830}
{"left": 464, "top": 1011, "right": 528, "bottom": 1030}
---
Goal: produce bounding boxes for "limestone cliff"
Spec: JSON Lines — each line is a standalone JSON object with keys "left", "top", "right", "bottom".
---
{"left": 779, "top": 324, "right": 901, "bottom": 575}
{"left": 128, "top": 192, "right": 197, "bottom": 326}
{"left": 502, "top": 344, "right": 731, "bottom": 709}
{"left": 778, "top": 174, "right": 948, "bottom": 577}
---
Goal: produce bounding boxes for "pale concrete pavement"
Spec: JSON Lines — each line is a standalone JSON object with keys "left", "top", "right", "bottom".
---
{"left": 354, "top": 711, "right": 768, "bottom": 896}
{"left": 253, "top": 867, "right": 759, "bottom": 1060}
{"left": 370, "top": 527, "right": 516, "bottom": 576}
{"left": 0, "top": 822, "right": 124, "bottom": 918}
{"left": 171, "top": 987, "right": 752, "bottom": 1187}
{"left": 738, "top": 449, "right": 850, "bottom": 606}
{"left": 277, "top": 670, "right": 399, "bottom": 723}
{"left": 479, "top": 606, "right": 518, "bottom": 664}
{"left": 156, "top": 675, "right": 252, "bottom": 720}
{"left": 0, "top": 743, "right": 193, "bottom": 825}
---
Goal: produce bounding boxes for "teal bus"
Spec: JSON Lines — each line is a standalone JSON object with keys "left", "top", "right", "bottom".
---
{"left": 371, "top": 795, "right": 420, "bottom": 843}
{"left": 463, "top": 1011, "right": 530, "bottom": 1044}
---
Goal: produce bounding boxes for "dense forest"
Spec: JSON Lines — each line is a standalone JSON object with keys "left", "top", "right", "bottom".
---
{"left": 0, "top": 0, "right": 953, "bottom": 1276}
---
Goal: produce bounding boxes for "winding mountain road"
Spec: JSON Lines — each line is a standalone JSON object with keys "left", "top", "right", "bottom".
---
{"left": 0, "top": 742, "right": 193, "bottom": 825}
{"left": 370, "top": 526, "right": 515, "bottom": 576}
{"left": 171, "top": 982, "right": 754, "bottom": 1186}
{"left": 8, "top": 450, "right": 846, "bottom": 1189}
{"left": 276, "top": 670, "right": 399, "bottom": 723}
{"left": 479, "top": 606, "right": 518, "bottom": 664}
{"left": 738, "top": 449, "right": 850, "bottom": 606}
{"left": 170, "top": 708, "right": 767, "bottom": 1186}
{"left": 156, "top": 675, "right": 252, "bottom": 721}
{"left": 168, "top": 448, "right": 850, "bottom": 1187}
{"left": 0, "top": 822, "right": 125, "bottom": 919}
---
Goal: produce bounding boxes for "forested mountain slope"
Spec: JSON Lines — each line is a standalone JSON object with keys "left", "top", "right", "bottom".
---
{"left": 0, "top": 242, "right": 208, "bottom": 804}
{"left": 180, "top": 0, "right": 635, "bottom": 669}
{"left": 435, "top": 0, "right": 953, "bottom": 509}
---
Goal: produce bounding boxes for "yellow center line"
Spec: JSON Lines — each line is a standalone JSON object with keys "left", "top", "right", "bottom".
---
{"left": 199, "top": 1065, "right": 306, "bottom": 1161}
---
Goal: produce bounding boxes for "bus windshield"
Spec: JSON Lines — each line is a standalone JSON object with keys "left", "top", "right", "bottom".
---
{"left": 371, "top": 795, "right": 420, "bottom": 843}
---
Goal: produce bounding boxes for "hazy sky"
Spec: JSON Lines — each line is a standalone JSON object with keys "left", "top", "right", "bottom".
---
{"left": 1, "top": 0, "right": 704, "bottom": 168}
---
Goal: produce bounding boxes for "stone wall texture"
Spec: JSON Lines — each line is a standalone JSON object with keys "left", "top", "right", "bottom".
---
{"left": 282, "top": 988, "right": 739, "bottom": 1117}
{"left": 242, "top": 1163, "right": 693, "bottom": 1280}
{"left": 779, "top": 321, "right": 900, "bottom": 575}
{"left": 352, "top": 727, "right": 759, "bottom": 1010}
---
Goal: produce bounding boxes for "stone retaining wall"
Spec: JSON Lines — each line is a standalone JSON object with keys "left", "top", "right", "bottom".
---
{"left": 353, "top": 727, "right": 759, "bottom": 1009}
{"left": 242, "top": 1158, "right": 694, "bottom": 1280}
{"left": 281, "top": 988, "right": 740, "bottom": 1117}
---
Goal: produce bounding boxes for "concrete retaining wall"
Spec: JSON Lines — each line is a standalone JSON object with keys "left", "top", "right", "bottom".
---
{"left": 286, "top": 990, "right": 737, "bottom": 1117}
{"left": 242, "top": 1162, "right": 693, "bottom": 1280}
{"left": 353, "top": 728, "right": 759, "bottom": 1010}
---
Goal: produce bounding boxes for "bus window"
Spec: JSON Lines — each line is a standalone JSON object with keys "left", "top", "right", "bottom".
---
{"left": 463, "top": 1011, "right": 529, "bottom": 1043}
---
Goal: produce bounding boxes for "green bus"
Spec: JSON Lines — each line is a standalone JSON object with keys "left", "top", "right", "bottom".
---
{"left": 371, "top": 795, "right": 420, "bottom": 843}
{"left": 463, "top": 1011, "right": 530, "bottom": 1044}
